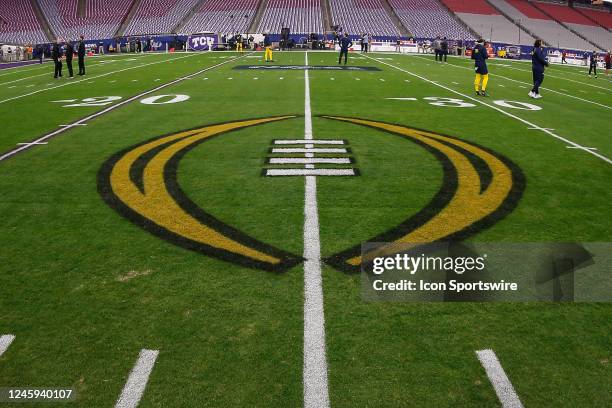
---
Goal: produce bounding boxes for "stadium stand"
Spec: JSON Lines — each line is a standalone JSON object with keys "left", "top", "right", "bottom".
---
{"left": 38, "top": 0, "right": 132, "bottom": 40}
{"left": 388, "top": 0, "right": 473, "bottom": 40}
{"left": 180, "top": 0, "right": 259, "bottom": 35}
{"left": 328, "top": 0, "right": 400, "bottom": 37}
{"left": 0, "top": 0, "right": 48, "bottom": 44}
{"left": 0, "top": 0, "right": 609, "bottom": 48}
{"left": 575, "top": 6, "right": 612, "bottom": 29}
{"left": 257, "top": 0, "right": 324, "bottom": 34}
{"left": 124, "top": 0, "right": 201, "bottom": 35}
{"left": 440, "top": 0, "right": 532, "bottom": 44}
{"left": 487, "top": 0, "right": 594, "bottom": 50}
{"left": 532, "top": 2, "right": 610, "bottom": 50}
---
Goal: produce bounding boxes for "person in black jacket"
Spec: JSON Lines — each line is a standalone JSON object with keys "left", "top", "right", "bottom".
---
{"left": 529, "top": 39, "right": 548, "bottom": 99}
{"left": 77, "top": 36, "right": 86, "bottom": 76}
{"left": 65, "top": 41, "right": 74, "bottom": 78}
{"left": 440, "top": 37, "right": 449, "bottom": 62}
{"left": 36, "top": 44, "right": 44, "bottom": 64}
{"left": 338, "top": 33, "right": 353, "bottom": 65}
{"left": 588, "top": 50, "right": 598, "bottom": 78}
{"left": 51, "top": 39, "right": 63, "bottom": 79}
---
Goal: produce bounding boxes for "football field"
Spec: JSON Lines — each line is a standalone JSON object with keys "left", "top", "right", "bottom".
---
{"left": 0, "top": 50, "right": 610, "bottom": 407}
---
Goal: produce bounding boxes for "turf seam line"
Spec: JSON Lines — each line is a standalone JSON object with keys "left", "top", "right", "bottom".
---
{"left": 114, "top": 349, "right": 159, "bottom": 408}
{"left": 476, "top": 349, "right": 524, "bottom": 408}
{"left": 0, "top": 52, "right": 253, "bottom": 163}
{"left": 302, "top": 50, "right": 331, "bottom": 408}
{"left": 0, "top": 334, "right": 16, "bottom": 357}
{"left": 364, "top": 54, "right": 612, "bottom": 165}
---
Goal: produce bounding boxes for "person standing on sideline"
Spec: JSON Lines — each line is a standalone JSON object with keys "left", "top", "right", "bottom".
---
{"left": 235, "top": 33, "right": 243, "bottom": 52}
{"left": 51, "top": 39, "right": 63, "bottom": 79}
{"left": 588, "top": 50, "right": 598, "bottom": 78}
{"left": 529, "top": 39, "right": 548, "bottom": 99}
{"left": 36, "top": 44, "right": 44, "bottom": 64}
{"left": 441, "top": 37, "right": 449, "bottom": 62}
{"left": 561, "top": 50, "right": 567, "bottom": 64}
{"left": 338, "top": 33, "right": 352, "bottom": 65}
{"left": 362, "top": 33, "right": 369, "bottom": 53}
{"left": 263, "top": 33, "right": 273, "bottom": 62}
{"left": 471, "top": 39, "right": 489, "bottom": 96}
{"left": 78, "top": 36, "right": 86, "bottom": 75}
{"left": 433, "top": 36, "right": 441, "bottom": 61}
{"left": 605, "top": 50, "right": 611, "bottom": 76}
{"left": 65, "top": 41, "right": 74, "bottom": 78}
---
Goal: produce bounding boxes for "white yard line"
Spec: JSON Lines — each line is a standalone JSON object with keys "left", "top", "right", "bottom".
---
{"left": 272, "top": 147, "right": 347, "bottom": 154}
{"left": 0, "top": 53, "right": 251, "bottom": 162}
{"left": 0, "top": 54, "right": 196, "bottom": 105}
{"left": 269, "top": 157, "right": 351, "bottom": 164}
{"left": 413, "top": 55, "right": 611, "bottom": 110}
{"left": 0, "top": 334, "right": 16, "bottom": 356}
{"left": 302, "top": 51, "right": 331, "bottom": 408}
{"left": 269, "top": 168, "right": 355, "bottom": 176}
{"left": 274, "top": 139, "right": 344, "bottom": 145}
{"left": 476, "top": 349, "right": 524, "bottom": 408}
{"left": 0, "top": 71, "right": 50, "bottom": 86}
{"left": 115, "top": 349, "right": 159, "bottom": 408}
{"left": 0, "top": 62, "right": 52, "bottom": 77}
{"left": 491, "top": 63, "right": 612, "bottom": 92}
{"left": 0, "top": 59, "right": 126, "bottom": 86}
{"left": 364, "top": 54, "right": 612, "bottom": 165}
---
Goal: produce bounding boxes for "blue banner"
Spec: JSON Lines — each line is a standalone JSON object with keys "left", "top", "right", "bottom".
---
{"left": 188, "top": 34, "right": 217, "bottom": 51}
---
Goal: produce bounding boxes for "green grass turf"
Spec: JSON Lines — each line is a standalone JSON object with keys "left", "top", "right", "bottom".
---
{"left": 0, "top": 50, "right": 610, "bottom": 407}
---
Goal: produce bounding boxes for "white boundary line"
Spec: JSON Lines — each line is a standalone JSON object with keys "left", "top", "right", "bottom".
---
{"left": 115, "top": 349, "right": 159, "bottom": 408}
{"left": 302, "top": 50, "right": 331, "bottom": 408}
{"left": 412, "top": 55, "right": 612, "bottom": 111}
{"left": 0, "top": 53, "right": 197, "bottom": 105}
{"left": 476, "top": 349, "right": 524, "bottom": 408}
{"left": 364, "top": 54, "right": 612, "bottom": 165}
{"left": 0, "top": 334, "right": 16, "bottom": 356}
{"left": 0, "top": 53, "right": 252, "bottom": 162}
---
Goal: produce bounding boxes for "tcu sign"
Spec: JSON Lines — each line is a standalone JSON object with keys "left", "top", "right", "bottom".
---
{"left": 189, "top": 35, "right": 216, "bottom": 51}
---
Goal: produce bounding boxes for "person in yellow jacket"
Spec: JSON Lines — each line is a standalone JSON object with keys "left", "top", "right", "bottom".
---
{"left": 263, "top": 33, "right": 273, "bottom": 62}
{"left": 471, "top": 39, "right": 489, "bottom": 96}
{"left": 235, "top": 33, "right": 243, "bottom": 52}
